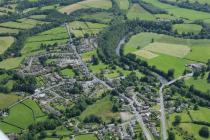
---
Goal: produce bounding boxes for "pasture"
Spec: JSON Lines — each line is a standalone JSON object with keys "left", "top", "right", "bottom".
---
{"left": 0, "top": 27, "right": 19, "bottom": 34}
{"left": 0, "top": 36, "right": 15, "bottom": 54}
{"left": 127, "top": 4, "right": 155, "bottom": 20}
{"left": 115, "top": 0, "right": 129, "bottom": 10}
{"left": 0, "top": 93, "right": 21, "bottom": 109}
{"left": 172, "top": 24, "right": 202, "bottom": 34}
{"left": 79, "top": 96, "right": 119, "bottom": 123}
{"left": 0, "top": 56, "right": 24, "bottom": 70}
{"left": 75, "top": 134, "right": 98, "bottom": 140}
{"left": 59, "top": 0, "right": 112, "bottom": 14}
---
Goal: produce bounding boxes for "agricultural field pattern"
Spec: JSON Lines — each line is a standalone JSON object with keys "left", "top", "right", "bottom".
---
{"left": 0, "top": 0, "right": 210, "bottom": 140}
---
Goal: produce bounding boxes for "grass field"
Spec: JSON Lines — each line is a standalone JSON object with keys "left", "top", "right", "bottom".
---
{"left": 190, "top": 107, "right": 210, "bottom": 122}
{"left": 59, "top": 0, "right": 112, "bottom": 14}
{"left": 80, "top": 12, "right": 113, "bottom": 23}
{"left": 80, "top": 96, "right": 119, "bottom": 123}
{"left": 0, "top": 93, "right": 21, "bottom": 109}
{"left": 115, "top": 0, "right": 129, "bottom": 10}
{"left": 173, "top": 24, "right": 202, "bottom": 34}
{"left": 0, "top": 21, "right": 35, "bottom": 29}
{"left": 0, "top": 56, "right": 24, "bottom": 70}
{"left": 185, "top": 73, "right": 210, "bottom": 93}
{"left": 0, "top": 36, "right": 15, "bottom": 54}
{"left": 133, "top": 50, "right": 158, "bottom": 59}
{"left": 29, "top": 15, "right": 47, "bottom": 20}
{"left": 143, "top": 42, "right": 191, "bottom": 58}
{"left": 0, "top": 27, "right": 19, "bottom": 34}
{"left": 0, "top": 99, "right": 45, "bottom": 133}
{"left": 60, "top": 68, "right": 75, "bottom": 78}
{"left": 75, "top": 134, "right": 98, "bottom": 140}
{"left": 127, "top": 4, "right": 155, "bottom": 20}
{"left": 143, "top": 0, "right": 210, "bottom": 21}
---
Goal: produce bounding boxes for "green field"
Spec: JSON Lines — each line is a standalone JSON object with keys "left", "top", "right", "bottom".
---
{"left": 189, "top": 107, "right": 210, "bottom": 122}
{"left": 75, "top": 134, "right": 98, "bottom": 140}
{"left": 0, "top": 56, "right": 24, "bottom": 70}
{"left": 80, "top": 12, "right": 113, "bottom": 23}
{"left": 0, "top": 36, "right": 15, "bottom": 54}
{"left": 0, "top": 93, "right": 21, "bottom": 109}
{"left": 80, "top": 96, "right": 119, "bottom": 123}
{"left": 0, "top": 99, "right": 45, "bottom": 133}
{"left": 59, "top": 0, "right": 112, "bottom": 14}
{"left": 115, "top": 0, "right": 129, "bottom": 10}
{"left": 0, "top": 27, "right": 19, "bottom": 34}
{"left": 185, "top": 73, "right": 210, "bottom": 93}
{"left": 127, "top": 4, "right": 155, "bottom": 20}
{"left": 173, "top": 24, "right": 202, "bottom": 34}
{"left": 60, "top": 68, "right": 75, "bottom": 78}
{"left": 124, "top": 32, "right": 210, "bottom": 77}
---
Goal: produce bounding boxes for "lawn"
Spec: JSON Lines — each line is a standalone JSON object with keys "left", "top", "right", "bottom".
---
{"left": 80, "top": 96, "right": 119, "bottom": 123}
{"left": 75, "top": 134, "right": 98, "bottom": 140}
{"left": 116, "top": 0, "right": 129, "bottom": 10}
{"left": 0, "top": 93, "right": 21, "bottom": 109}
{"left": 127, "top": 4, "right": 155, "bottom": 20}
{"left": 59, "top": 0, "right": 112, "bottom": 14}
{"left": 81, "top": 50, "right": 97, "bottom": 61}
{"left": 89, "top": 63, "right": 108, "bottom": 74}
{"left": 0, "top": 36, "right": 15, "bottom": 54}
{"left": 172, "top": 24, "right": 202, "bottom": 34}
{"left": 60, "top": 68, "right": 75, "bottom": 78}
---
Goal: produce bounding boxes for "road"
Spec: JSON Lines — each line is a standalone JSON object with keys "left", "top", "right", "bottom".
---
{"left": 116, "top": 36, "right": 126, "bottom": 56}
{"left": 159, "top": 73, "right": 193, "bottom": 140}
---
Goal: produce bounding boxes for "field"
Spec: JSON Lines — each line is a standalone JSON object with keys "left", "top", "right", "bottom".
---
{"left": 59, "top": 0, "right": 112, "bottom": 14}
{"left": 80, "top": 12, "right": 113, "bottom": 23}
{"left": 172, "top": 24, "right": 202, "bottom": 34}
{"left": 75, "top": 134, "right": 98, "bottom": 140}
{"left": 185, "top": 73, "right": 210, "bottom": 93}
{"left": 0, "top": 56, "right": 24, "bottom": 70}
{"left": 0, "top": 99, "right": 46, "bottom": 133}
{"left": 0, "top": 93, "right": 21, "bottom": 109}
{"left": 189, "top": 107, "right": 210, "bottom": 122}
{"left": 80, "top": 96, "right": 119, "bottom": 123}
{"left": 127, "top": 4, "right": 155, "bottom": 20}
{"left": 115, "top": 0, "right": 129, "bottom": 10}
{"left": 124, "top": 32, "right": 210, "bottom": 77}
{"left": 143, "top": 42, "right": 191, "bottom": 58}
{"left": 0, "top": 27, "right": 19, "bottom": 34}
{"left": 0, "top": 36, "right": 15, "bottom": 54}
{"left": 60, "top": 68, "right": 75, "bottom": 78}
{"left": 143, "top": 0, "right": 210, "bottom": 21}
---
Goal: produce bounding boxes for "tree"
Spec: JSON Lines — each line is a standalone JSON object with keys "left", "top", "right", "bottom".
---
{"left": 168, "top": 131, "right": 175, "bottom": 140}
{"left": 173, "top": 115, "right": 181, "bottom": 126}
{"left": 167, "top": 69, "right": 175, "bottom": 78}
{"left": 92, "top": 55, "right": 99, "bottom": 65}
{"left": 207, "top": 72, "right": 210, "bottom": 83}
{"left": 199, "top": 127, "right": 209, "bottom": 138}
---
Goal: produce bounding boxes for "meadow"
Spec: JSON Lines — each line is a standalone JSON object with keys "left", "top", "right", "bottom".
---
{"left": 0, "top": 36, "right": 15, "bottom": 54}
{"left": 127, "top": 4, "right": 155, "bottom": 20}
{"left": 59, "top": 0, "right": 112, "bottom": 14}
{"left": 79, "top": 96, "right": 119, "bottom": 123}
{"left": 172, "top": 24, "right": 202, "bottom": 34}
{"left": 0, "top": 93, "right": 21, "bottom": 109}
{"left": 115, "top": 0, "right": 130, "bottom": 10}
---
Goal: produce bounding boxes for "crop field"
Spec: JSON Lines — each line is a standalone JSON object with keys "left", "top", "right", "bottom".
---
{"left": 80, "top": 96, "right": 119, "bottom": 123}
{"left": 0, "top": 27, "right": 19, "bottom": 34}
{"left": 143, "top": 42, "right": 191, "bottom": 58}
{"left": 59, "top": 0, "right": 112, "bottom": 14}
{"left": 0, "top": 36, "right": 15, "bottom": 54}
{"left": 0, "top": 93, "right": 22, "bottom": 109}
{"left": 75, "top": 134, "right": 98, "bottom": 140}
{"left": 0, "top": 99, "right": 45, "bottom": 133}
{"left": 127, "top": 4, "right": 155, "bottom": 20}
{"left": 172, "top": 24, "right": 202, "bottom": 34}
{"left": 185, "top": 73, "right": 210, "bottom": 93}
{"left": 115, "top": 0, "right": 129, "bottom": 10}
{"left": 143, "top": 0, "right": 210, "bottom": 21}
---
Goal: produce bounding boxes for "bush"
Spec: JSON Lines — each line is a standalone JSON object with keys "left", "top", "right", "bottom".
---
{"left": 199, "top": 127, "right": 209, "bottom": 138}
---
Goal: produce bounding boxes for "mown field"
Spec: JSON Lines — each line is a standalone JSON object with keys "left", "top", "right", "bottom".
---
{"left": 124, "top": 32, "right": 210, "bottom": 77}
{"left": 0, "top": 99, "right": 46, "bottom": 133}
{"left": 59, "top": 0, "right": 112, "bottom": 14}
